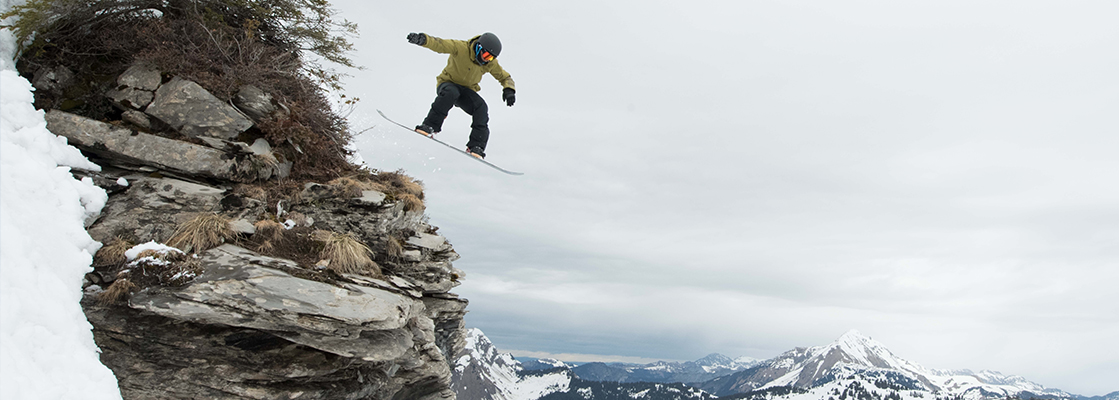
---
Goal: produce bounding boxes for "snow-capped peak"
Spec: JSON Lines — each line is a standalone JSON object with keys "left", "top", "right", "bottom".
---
{"left": 453, "top": 328, "right": 571, "bottom": 400}
{"left": 829, "top": 329, "right": 913, "bottom": 370}
{"left": 696, "top": 353, "right": 735, "bottom": 367}
{"left": 757, "top": 330, "right": 933, "bottom": 390}
{"left": 742, "top": 330, "right": 1069, "bottom": 400}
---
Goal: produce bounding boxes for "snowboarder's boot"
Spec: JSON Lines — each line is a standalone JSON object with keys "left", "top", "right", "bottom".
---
{"left": 466, "top": 146, "right": 486, "bottom": 159}
{"left": 415, "top": 124, "right": 436, "bottom": 137}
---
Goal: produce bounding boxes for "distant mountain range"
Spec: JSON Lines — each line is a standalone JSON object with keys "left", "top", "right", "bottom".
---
{"left": 451, "top": 328, "right": 1117, "bottom": 400}
{"left": 529, "top": 353, "right": 762, "bottom": 384}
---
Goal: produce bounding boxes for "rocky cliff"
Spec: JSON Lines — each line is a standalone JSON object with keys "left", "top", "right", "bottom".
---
{"left": 35, "top": 60, "right": 469, "bottom": 399}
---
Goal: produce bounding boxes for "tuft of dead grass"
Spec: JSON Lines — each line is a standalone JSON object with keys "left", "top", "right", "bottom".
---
{"left": 167, "top": 213, "right": 234, "bottom": 254}
{"left": 328, "top": 176, "right": 372, "bottom": 198}
{"left": 253, "top": 220, "right": 286, "bottom": 252}
{"left": 372, "top": 170, "right": 424, "bottom": 199}
{"left": 368, "top": 170, "right": 425, "bottom": 212}
{"left": 254, "top": 220, "right": 286, "bottom": 242}
{"left": 94, "top": 237, "right": 132, "bottom": 267}
{"left": 98, "top": 278, "right": 136, "bottom": 305}
{"left": 312, "top": 230, "right": 380, "bottom": 276}
{"left": 314, "top": 171, "right": 426, "bottom": 211}
{"left": 396, "top": 193, "right": 425, "bottom": 212}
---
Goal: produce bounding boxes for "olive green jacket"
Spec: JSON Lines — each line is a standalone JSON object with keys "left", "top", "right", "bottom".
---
{"left": 420, "top": 34, "right": 515, "bottom": 93}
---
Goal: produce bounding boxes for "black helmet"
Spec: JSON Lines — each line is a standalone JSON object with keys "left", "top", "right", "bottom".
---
{"left": 473, "top": 32, "right": 502, "bottom": 65}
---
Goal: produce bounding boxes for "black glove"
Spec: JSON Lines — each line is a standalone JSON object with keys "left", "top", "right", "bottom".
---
{"left": 502, "top": 88, "right": 516, "bottom": 107}
{"left": 407, "top": 33, "right": 426, "bottom": 46}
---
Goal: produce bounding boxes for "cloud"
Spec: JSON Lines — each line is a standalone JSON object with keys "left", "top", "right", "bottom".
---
{"left": 337, "top": 0, "right": 1119, "bottom": 395}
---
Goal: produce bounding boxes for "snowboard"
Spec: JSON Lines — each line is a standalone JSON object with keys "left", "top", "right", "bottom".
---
{"left": 377, "top": 110, "right": 524, "bottom": 176}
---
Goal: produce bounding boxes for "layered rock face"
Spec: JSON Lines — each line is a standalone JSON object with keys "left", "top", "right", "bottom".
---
{"left": 52, "top": 63, "right": 469, "bottom": 399}
{"left": 83, "top": 237, "right": 467, "bottom": 399}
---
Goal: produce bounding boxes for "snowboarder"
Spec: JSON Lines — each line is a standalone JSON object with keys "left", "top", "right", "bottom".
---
{"left": 406, "top": 32, "right": 516, "bottom": 159}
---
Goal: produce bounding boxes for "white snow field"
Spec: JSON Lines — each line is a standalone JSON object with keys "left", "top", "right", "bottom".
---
{"left": 0, "top": 1, "right": 124, "bottom": 398}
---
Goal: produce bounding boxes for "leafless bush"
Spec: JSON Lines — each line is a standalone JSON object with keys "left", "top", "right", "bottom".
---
{"left": 4, "top": 0, "right": 360, "bottom": 180}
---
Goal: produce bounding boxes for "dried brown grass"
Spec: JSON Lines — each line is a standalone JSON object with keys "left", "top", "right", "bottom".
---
{"left": 312, "top": 230, "right": 380, "bottom": 276}
{"left": 253, "top": 220, "right": 286, "bottom": 252}
{"left": 254, "top": 220, "right": 286, "bottom": 242}
{"left": 93, "top": 237, "right": 132, "bottom": 267}
{"left": 368, "top": 170, "right": 425, "bottom": 212}
{"left": 327, "top": 176, "right": 371, "bottom": 198}
{"left": 327, "top": 176, "right": 395, "bottom": 199}
{"left": 396, "top": 193, "right": 425, "bottom": 212}
{"left": 135, "top": 249, "right": 161, "bottom": 260}
{"left": 97, "top": 278, "right": 136, "bottom": 305}
{"left": 372, "top": 170, "right": 425, "bottom": 200}
{"left": 325, "top": 175, "right": 424, "bottom": 211}
{"left": 167, "top": 213, "right": 233, "bottom": 253}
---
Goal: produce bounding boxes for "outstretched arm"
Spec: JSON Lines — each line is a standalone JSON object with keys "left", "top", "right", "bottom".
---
{"left": 406, "top": 33, "right": 460, "bottom": 54}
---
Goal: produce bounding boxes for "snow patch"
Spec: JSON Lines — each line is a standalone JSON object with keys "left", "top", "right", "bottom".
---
{"left": 124, "top": 241, "right": 184, "bottom": 261}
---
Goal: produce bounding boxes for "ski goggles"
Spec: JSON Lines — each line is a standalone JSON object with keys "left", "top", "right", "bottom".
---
{"left": 475, "top": 43, "right": 496, "bottom": 63}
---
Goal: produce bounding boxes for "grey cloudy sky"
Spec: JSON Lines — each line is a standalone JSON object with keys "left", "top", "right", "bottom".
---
{"left": 332, "top": 0, "right": 1118, "bottom": 395}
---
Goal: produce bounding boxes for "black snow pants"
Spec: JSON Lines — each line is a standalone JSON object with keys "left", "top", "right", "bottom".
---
{"left": 422, "top": 82, "right": 489, "bottom": 154}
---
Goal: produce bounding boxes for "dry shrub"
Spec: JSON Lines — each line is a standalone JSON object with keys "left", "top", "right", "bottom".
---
{"left": 13, "top": 5, "right": 358, "bottom": 181}
{"left": 256, "top": 111, "right": 354, "bottom": 180}
{"left": 94, "top": 237, "right": 132, "bottom": 267}
{"left": 167, "top": 213, "right": 233, "bottom": 253}
{"left": 97, "top": 278, "right": 136, "bottom": 305}
{"left": 312, "top": 230, "right": 380, "bottom": 276}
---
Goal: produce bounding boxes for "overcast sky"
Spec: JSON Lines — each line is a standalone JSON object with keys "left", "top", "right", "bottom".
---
{"left": 332, "top": 1, "right": 1118, "bottom": 395}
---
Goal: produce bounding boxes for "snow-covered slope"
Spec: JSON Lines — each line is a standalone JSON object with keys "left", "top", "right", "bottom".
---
{"left": 757, "top": 329, "right": 934, "bottom": 389}
{"left": 0, "top": 3, "right": 122, "bottom": 397}
{"left": 520, "top": 357, "right": 571, "bottom": 371}
{"left": 451, "top": 328, "right": 571, "bottom": 400}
